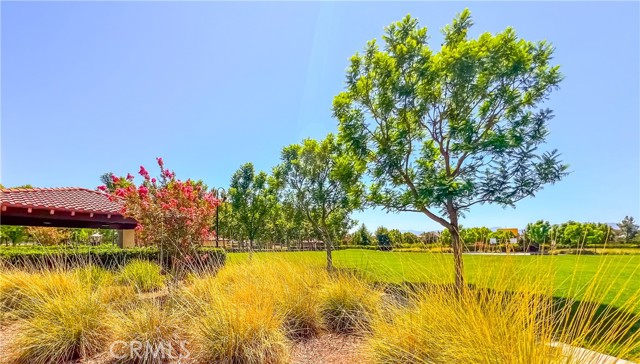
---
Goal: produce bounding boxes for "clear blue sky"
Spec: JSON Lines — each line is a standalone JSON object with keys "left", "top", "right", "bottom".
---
{"left": 2, "top": 2, "right": 639, "bottom": 232}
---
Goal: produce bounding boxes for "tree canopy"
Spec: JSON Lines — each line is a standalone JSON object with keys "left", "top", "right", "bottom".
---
{"left": 228, "top": 163, "right": 277, "bottom": 251}
{"left": 618, "top": 216, "right": 639, "bottom": 243}
{"left": 332, "top": 10, "right": 566, "bottom": 292}
{"left": 276, "top": 134, "right": 364, "bottom": 270}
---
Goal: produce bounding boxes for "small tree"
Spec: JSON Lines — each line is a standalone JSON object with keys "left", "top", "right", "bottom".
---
{"left": 376, "top": 228, "right": 392, "bottom": 251}
{"left": 352, "top": 223, "right": 373, "bottom": 246}
{"left": 333, "top": 11, "right": 566, "bottom": 293}
{"left": 0, "top": 226, "right": 27, "bottom": 246}
{"left": 402, "top": 231, "right": 419, "bottom": 244}
{"left": 617, "top": 216, "right": 639, "bottom": 243}
{"left": 228, "top": 163, "right": 277, "bottom": 254}
{"left": 102, "top": 158, "right": 220, "bottom": 265}
{"left": 525, "top": 220, "right": 551, "bottom": 250}
{"left": 278, "top": 135, "right": 364, "bottom": 271}
{"left": 563, "top": 222, "right": 585, "bottom": 248}
{"left": 388, "top": 229, "right": 403, "bottom": 246}
{"left": 27, "top": 227, "right": 70, "bottom": 246}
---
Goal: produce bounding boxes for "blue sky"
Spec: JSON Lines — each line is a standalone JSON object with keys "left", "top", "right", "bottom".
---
{"left": 2, "top": 2, "right": 639, "bottom": 232}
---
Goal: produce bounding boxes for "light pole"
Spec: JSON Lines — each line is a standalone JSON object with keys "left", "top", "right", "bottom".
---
{"left": 213, "top": 187, "right": 226, "bottom": 248}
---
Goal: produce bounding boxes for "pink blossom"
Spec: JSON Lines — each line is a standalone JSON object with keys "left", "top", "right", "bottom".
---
{"left": 139, "top": 166, "right": 150, "bottom": 180}
{"left": 111, "top": 175, "right": 120, "bottom": 183}
{"left": 156, "top": 157, "right": 164, "bottom": 167}
{"left": 97, "top": 185, "right": 107, "bottom": 192}
{"left": 126, "top": 173, "right": 135, "bottom": 181}
{"left": 138, "top": 185, "right": 149, "bottom": 197}
{"left": 151, "top": 178, "right": 156, "bottom": 183}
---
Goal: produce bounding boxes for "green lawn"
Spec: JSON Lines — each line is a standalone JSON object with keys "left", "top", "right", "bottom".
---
{"left": 228, "top": 249, "right": 640, "bottom": 311}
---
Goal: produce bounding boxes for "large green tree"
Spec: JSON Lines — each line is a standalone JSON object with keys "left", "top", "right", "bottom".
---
{"left": 402, "top": 231, "right": 419, "bottom": 244}
{"left": 352, "top": 223, "right": 373, "bottom": 246}
{"left": 617, "top": 216, "right": 639, "bottom": 243}
{"left": 525, "top": 220, "right": 551, "bottom": 248}
{"left": 228, "top": 163, "right": 277, "bottom": 253}
{"left": 332, "top": 11, "right": 566, "bottom": 292}
{"left": 277, "top": 134, "right": 364, "bottom": 270}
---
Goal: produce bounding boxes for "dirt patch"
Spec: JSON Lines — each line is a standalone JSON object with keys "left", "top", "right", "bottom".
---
{"left": 290, "top": 333, "right": 368, "bottom": 364}
{"left": 0, "top": 323, "right": 20, "bottom": 364}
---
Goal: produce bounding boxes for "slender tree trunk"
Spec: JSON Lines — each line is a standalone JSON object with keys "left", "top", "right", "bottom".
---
{"left": 444, "top": 199, "right": 465, "bottom": 296}
{"left": 326, "top": 237, "right": 334, "bottom": 272}
{"left": 249, "top": 239, "right": 254, "bottom": 260}
{"left": 449, "top": 226, "right": 465, "bottom": 296}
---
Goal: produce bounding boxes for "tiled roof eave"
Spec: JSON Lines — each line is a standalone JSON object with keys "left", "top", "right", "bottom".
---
{"left": 1, "top": 202, "right": 121, "bottom": 215}
{"left": 0, "top": 187, "right": 124, "bottom": 215}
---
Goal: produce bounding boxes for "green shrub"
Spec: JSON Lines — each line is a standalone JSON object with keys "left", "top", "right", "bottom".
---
{"left": 0, "top": 244, "right": 226, "bottom": 270}
{"left": 335, "top": 245, "right": 381, "bottom": 251}
{"left": 116, "top": 260, "right": 165, "bottom": 292}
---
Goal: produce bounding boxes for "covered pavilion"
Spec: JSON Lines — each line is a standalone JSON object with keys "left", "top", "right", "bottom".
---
{"left": 0, "top": 187, "right": 137, "bottom": 247}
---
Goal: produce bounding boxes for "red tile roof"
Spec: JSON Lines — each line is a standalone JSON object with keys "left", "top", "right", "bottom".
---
{"left": 0, "top": 187, "right": 123, "bottom": 214}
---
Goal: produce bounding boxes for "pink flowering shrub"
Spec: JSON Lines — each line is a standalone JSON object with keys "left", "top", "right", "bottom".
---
{"left": 100, "top": 158, "right": 220, "bottom": 260}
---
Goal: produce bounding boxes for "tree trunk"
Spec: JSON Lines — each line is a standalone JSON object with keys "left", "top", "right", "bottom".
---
{"left": 326, "top": 238, "right": 334, "bottom": 272}
{"left": 449, "top": 226, "right": 465, "bottom": 296}
{"left": 249, "top": 239, "right": 254, "bottom": 260}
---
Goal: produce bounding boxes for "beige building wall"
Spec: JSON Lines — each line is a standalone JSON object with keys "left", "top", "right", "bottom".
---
{"left": 118, "top": 229, "right": 136, "bottom": 248}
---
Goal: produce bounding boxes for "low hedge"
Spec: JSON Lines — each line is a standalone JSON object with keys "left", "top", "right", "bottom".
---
{"left": 335, "top": 245, "right": 384, "bottom": 251}
{"left": 0, "top": 244, "right": 226, "bottom": 269}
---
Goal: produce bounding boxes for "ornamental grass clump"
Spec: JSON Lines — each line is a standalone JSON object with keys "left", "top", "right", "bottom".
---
{"left": 96, "top": 283, "right": 138, "bottom": 309}
{"left": 185, "top": 290, "right": 289, "bottom": 364}
{"left": 264, "top": 259, "right": 329, "bottom": 340}
{"left": 116, "top": 259, "right": 166, "bottom": 292}
{"left": 174, "top": 258, "right": 325, "bottom": 342}
{"left": 108, "top": 301, "right": 185, "bottom": 364}
{"left": 7, "top": 287, "right": 110, "bottom": 364}
{"left": 368, "top": 287, "right": 560, "bottom": 364}
{"left": 0, "top": 270, "right": 38, "bottom": 321}
{"left": 366, "top": 255, "right": 640, "bottom": 364}
{"left": 74, "top": 264, "right": 113, "bottom": 289}
{"left": 320, "top": 273, "right": 382, "bottom": 334}
{"left": 204, "top": 257, "right": 330, "bottom": 340}
{"left": 0, "top": 269, "right": 82, "bottom": 321}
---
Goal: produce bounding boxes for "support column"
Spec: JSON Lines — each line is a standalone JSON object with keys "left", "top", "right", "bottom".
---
{"left": 118, "top": 229, "right": 136, "bottom": 248}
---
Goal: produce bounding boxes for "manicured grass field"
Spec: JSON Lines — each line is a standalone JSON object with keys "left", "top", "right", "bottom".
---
{"left": 229, "top": 249, "right": 640, "bottom": 311}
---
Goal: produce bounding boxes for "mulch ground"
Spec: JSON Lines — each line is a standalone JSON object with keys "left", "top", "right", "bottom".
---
{"left": 290, "top": 334, "right": 368, "bottom": 364}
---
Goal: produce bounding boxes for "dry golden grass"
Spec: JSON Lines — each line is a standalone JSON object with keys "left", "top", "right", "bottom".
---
{"left": 365, "top": 254, "right": 640, "bottom": 364}
{"left": 186, "top": 294, "right": 290, "bottom": 364}
{"left": 319, "top": 273, "right": 382, "bottom": 334}
{"left": 108, "top": 300, "right": 184, "bottom": 364}
{"left": 6, "top": 288, "right": 110, "bottom": 364}
{"left": 0, "top": 254, "right": 638, "bottom": 364}
{"left": 116, "top": 259, "right": 166, "bottom": 293}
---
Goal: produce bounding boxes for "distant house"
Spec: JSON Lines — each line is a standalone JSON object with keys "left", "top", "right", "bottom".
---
{"left": 300, "top": 240, "right": 325, "bottom": 250}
